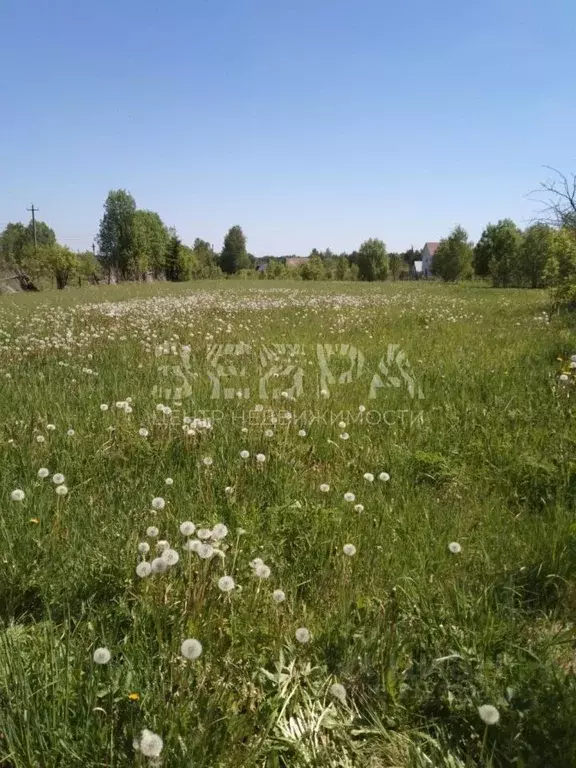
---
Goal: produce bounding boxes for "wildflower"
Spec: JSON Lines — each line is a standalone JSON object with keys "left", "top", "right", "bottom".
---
{"left": 46, "top": 424, "right": 56, "bottom": 431}
{"left": 156, "top": 403, "right": 165, "bottom": 412}
{"left": 151, "top": 497, "right": 165, "bottom": 510}
{"left": 354, "top": 504, "right": 364, "bottom": 512}
{"left": 138, "top": 729, "right": 163, "bottom": 759}
{"left": 163, "top": 406, "right": 172, "bottom": 416}
{"left": 264, "top": 429, "right": 274, "bottom": 438}
{"left": 224, "top": 486, "right": 234, "bottom": 495}
{"left": 115, "top": 401, "right": 126, "bottom": 410}
{"left": 30, "top": 518, "right": 40, "bottom": 524}
{"left": 165, "top": 477, "right": 173, "bottom": 486}
{"left": 183, "top": 538, "right": 200, "bottom": 552}
{"left": 358, "top": 405, "right": 366, "bottom": 413}
{"left": 146, "top": 526, "right": 159, "bottom": 538}
{"left": 93, "top": 647, "right": 111, "bottom": 665}
{"left": 136, "top": 561, "right": 152, "bottom": 577}
{"left": 156, "top": 540, "right": 169, "bottom": 553}
{"left": 218, "top": 575, "right": 235, "bottom": 592}
{"left": 343, "top": 492, "right": 355, "bottom": 502}
{"left": 240, "top": 450, "right": 250, "bottom": 459}
{"left": 320, "top": 389, "right": 328, "bottom": 397}
{"left": 378, "top": 472, "right": 390, "bottom": 482}
{"left": 338, "top": 421, "right": 346, "bottom": 429}
{"left": 139, "top": 428, "right": 149, "bottom": 438}
{"left": 202, "top": 456, "right": 213, "bottom": 466}
{"left": 138, "top": 542, "right": 150, "bottom": 554}
{"left": 36, "top": 435, "right": 45, "bottom": 443}
{"left": 181, "top": 638, "right": 203, "bottom": 660}
{"left": 128, "top": 692, "right": 140, "bottom": 701}
{"left": 319, "top": 483, "right": 330, "bottom": 493}
{"left": 179, "top": 521, "right": 196, "bottom": 537}
{"left": 211, "top": 523, "right": 228, "bottom": 540}
{"left": 250, "top": 558, "right": 264, "bottom": 569}
{"left": 256, "top": 453, "right": 266, "bottom": 463}
{"left": 55, "top": 485, "right": 68, "bottom": 496}
{"left": 329, "top": 683, "right": 347, "bottom": 703}
{"left": 343, "top": 543, "right": 357, "bottom": 556}
{"left": 198, "top": 543, "right": 214, "bottom": 559}
{"left": 151, "top": 557, "right": 168, "bottom": 574}
{"left": 272, "top": 589, "right": 286, "bottom": 603}
{"left": 298, "top": 429, "right": 306, "bottom": 437}
{"left": 254, "top": 403, "right": 264, "bottom": 412}
{"left": 339, "top": 432, "right": 349, "bottom": 440}
{"left": 363, "top": 473, "right": 374, "bottom": 482}
{"left": 559, "top": 373, "right": 569, "bottom": 383}
{"left": 124, "top": 405, "right": 133, "bottom": 414}
{"left": 100, "top": 404, "right": 109, "bottom": 412}
{"left": 161, "top": 548, "right": 179, "bottom": 566}
{"left": 10, "top": 489, "right": 25, "bottom": 502}
{"left": 478, "top": 704, "right": 500, "bottom": 725}
{"left": 295, "top": 627, "right": 311, "bottom": 644}
{"left": 67, "top": 429, "right": 75, "bottom": 437}
{"left": 197, "top": 528, "right": 212, "bottom": 540}
{"left": 448, "top": 542, "right": 462, "bottom": 554}
{"left": 255, "top": 563, "right": 271, "bottom": 579}
{"left": 52, "top": 473, "right": 65, "bottom": 485}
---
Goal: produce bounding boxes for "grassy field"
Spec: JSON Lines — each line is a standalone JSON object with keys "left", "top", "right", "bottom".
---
{"left": 0, "top": 280, "right": 575, "bottom": 767}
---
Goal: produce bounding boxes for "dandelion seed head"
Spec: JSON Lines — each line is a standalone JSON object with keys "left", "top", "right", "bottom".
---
{"left": 319, "top": 483, "right": 330, "bottom": 493}
{"left": 67, "top": 429, "right": 75, "bottom": 437}
{"left": 151, "top": 497, "right": 165, "bottom": 510}
{"left": 354, "top": 504, "right": 364, "bottom": 512}
{"left": 295, "top": 627, "right": 311, "bottom": 644}
{"left": 343, "top": 543, "right": 357, "bottom": 556}
{"left": 218, "top": 575, "right": 235, "bottom": 592}
{"left": 378, "top": 472, "right": 390, "bottom": 482}
{"left": 343, "top": 492, "right": 355, "bottom": 502}
{"left": 52, "top": 473, "right": 65, "bottom": 485}
{"left": 136, "top": 561, "right": 152, "bottom": 578}
{"left": 55, "top": 485, "right": 68, "bottom": 496}
{"left": 138, "top": 542, "right": 150, "bottom": 555}
{"left": 211, "top": 523, "right": 228, "bottom": 540}
{"left": 329, "top": 683, "right": 347, "bottom": 703}
{"left": 197, "top": 543, "right": 214, "bottom": 559}
{"left": 151, "top": 557, "right": 168, "bottom": 574}
{"left": 256, "top": 453, "right": 266, "bottom": 463}
{"left": 202, "top": 456, "right": 213, "bottom": 466}
{"left": 37, "top": 468, "right": 49, "bottom": 479}
{"left": 164, "top": 477, "right": 173, "bottom": 486}
{"left": 196, "top": 528, "right": 212, "bottom": 540}
{"left": 156, "top": 540, "right": 169, "bottom": 553}
{"left": 93, "top": 647, "right": 111, "bottom": 665}
{"left": 239, "top": 450, "right": 250, "bottom": 459}
{"left": 255, "top": 563, "right": 271, "bottom": 579}
{"left": 10, "top": 489, "right": 25, "bottom": 501}
{"left": 478, "top": 704, "right": 500, "bottom": 725}
{"left": 181, "top": 638, "right": 202, "bottom": 660}
{"left": 363, "top": 472, "right": 374, "bottom": 482}
{"left": 139, "top": 729, "right": 163, "bottom": 759}
{"left": 146, "top": 526, "right": 159, "bottom": 538}
{"left": 272, "top": 589, "right": 286, "bottom": 603}
{"left": 139, "top": 428, "right": 149, "bottom": 437}
{"left": 183, "top": 538, "right": 201, "bottom": 552}
{"left": 179, "top": 521, "right": 196, "bottom": 537}
{"left": 161, "top": 548, "right": 179, "bottom": 566}
{"left": 100, "top": 404, "right": 109, "bottom": 412}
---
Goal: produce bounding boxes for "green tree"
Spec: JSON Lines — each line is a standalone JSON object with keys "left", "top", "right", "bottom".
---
{"left": 389, "top": 252, "right": 402, "bottom": 281}
{"left": 192, "top": 239, "right": 220, "bottom": 278}
{"left": 28, "top": 220, "right": 56, "bottom": 248}
{"left": 97, "top": 189, "right": 137, "bottom": 280}
{"left": 432, "top": 226, "right": 473, "bottom": 282}
{"left": 220, "top": 226, "right": 250, "bottom": 274}
{"left": 76, "top": 250, "right": 100, "bottom": 286}
{"left": 357, "top": 238, "right": 388, "bottom": 281}
{"left": 300, "top": 254, "right": 325, "bottom": 280}
{"left": 132, "top": 210, "right": 169, "bottom": 278}
{"left": 0, "top": 220, "right": 56, "bottom": 269}
{"left": 519, "top": 223, "right": 555, "bottom": 288}
{"left": 42, "top": 244, "right": 80, "bottom": 289}
{"left": 474, "top": 219, "right": 522, "bottom": 284}
{"left": 335, "top": 255, "right": 349, "bottom": 280}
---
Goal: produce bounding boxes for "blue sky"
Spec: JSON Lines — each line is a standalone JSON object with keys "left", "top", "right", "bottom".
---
{"left": 1, "top": 0, "right": 575, "bottom": 256}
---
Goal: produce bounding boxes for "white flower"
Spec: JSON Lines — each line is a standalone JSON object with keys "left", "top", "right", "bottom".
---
{"left": 272, "top": 589, "right": 286, "bottom": 603}
{"left": 358, "top": 405, "right": 366, "bottom": 413}
{"left": 52, "top": 473, "right": 65, "bottom": 485}
{"left": 151, "top": 497, "right": 165, "bottom": 510}
{"left": 197, "top": 543, "right": 214, "bottom": 559}
{"left": 184, "top": 538, "right": 201, "bottom": 552}
{"left": 295, "top": 627, "right": 311, "bottom": 644}
{"left": 37, "top": 467, "right": 49, "bottom": 479}
{"left": 163, "top": 406, "right": 172, "bottom": 416}
{"left": 156, "top": 540, "right": 169, "bottom": 553}
{"left": 67, "top": 429, "right": 75, "bottom": 437}
{"left": 202, "top": 456, "right": 213, "bottom": 466}
{"left": 378, "top": 472, "right": 390, "bottom": 482}
{"left": 343, "top": 492, "right": 355, "bottom": 502}
{"left": 343, "top": 543, "right": 356, "bottom": 556}
{"left": 363, "top": 472, "right": 374, "bottom": 482}
{"left": 197, "top": 528, "right": 212, "bottom": 540}
{"left": 319, "top": 483, "right": 330, "bottom": 493}
{"left": 329, "top": 683, "right": 347, "bottom": 703}
{"left": 179, "top": 521, "right": 196, "bottom": 536}
{"left": 136, "top": 561, "right": 152, "bottom": 577}
{"left": 161, "top": 548, "right": 179, "bottom": 566}
{"left": 46, "top": 424, "right": 56, "bottom": 431}
{"left": 115, "top": 401, "right": 126, "bottom": 410}
{"left": 146, "top": 526, "right": 159, "bottom": 538}
{"left": 298, "top": 429, "right": 306, "bottom": 437}
{"left": 354, "top": 504, "right": 364, "bottom": 512}
{"left": 218, "top": 575, "right": 235, "bottom": 592}
{"left": 10, "top": 489, "right": 25, "bottom": 502}
{"left": 211, "top": 523, "right": 228, "bottom": 540}
{"left": 256, "top": 453, "right": 266, "bottom": 463}
{"left": 339, "top": 432, "right": 349, "bottom": 441}
{"left": 559, "top": 373, "right": 569, "bottom": 382}
{"left": 151, "top": 557, "right": 168, "bottom": 574}
{"left": 138, "top": 542, "right": 150, "bottom": 555}
{"left": 139, "top": 729, "right": 163, "bottom": 759}
{"left": 254, "top": 403, "right": 264, "bottom": 412}
{"left": 240, "top": 450, "right": 250, "bottom": 459}
{"left": 165, "top": 477, "right": 173, "bottom": 486}
{"left": 224, "top": 486, "right": 234, "bottom": 495}
{"left": 338, "top": 421, "right": 346, "bottom": 429}
{"left": 55, "top": 485, "right": 68, "bottom": 496}
{"left": 320, "top": 389, "right": 328, "bottom": 397}
{"left": 100, "top": 404, "right": 109, "bottom": 412}
{"left": 156, "top": 403, "right": 165, "bottom": 412}
{"left": 93, "top": 647, "right": 111, "bottom": 665}
{"left": 36, "top": 435, "right": 45, "bottom": 443}
{"left": 264, "top": 429, "right": 274, "bottom": 438}
{"left": 181, "top": 638, "right": 203, "bottom": 660}
{"left": 448, "top": 542, "right": 462, "bottom": 554}
{"left": 478, "top": 704, "right": 500, "bottom": 725}
{"left": 254, "top": 563, "right": 271, "bottom": 579}
{"left": 139, "top": 428, "right": 149, "bottom": 438}
{"left": 249, "top": 558, "right": 264, "bottom": 569}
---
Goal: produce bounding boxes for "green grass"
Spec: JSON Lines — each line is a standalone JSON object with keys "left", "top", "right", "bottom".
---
{"left": 0, "top": 280, "right": 575, "bottom": 767}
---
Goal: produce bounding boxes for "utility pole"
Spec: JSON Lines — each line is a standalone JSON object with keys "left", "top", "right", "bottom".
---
{"left": 26, "top": 204, "right": 39, "bottom": 256}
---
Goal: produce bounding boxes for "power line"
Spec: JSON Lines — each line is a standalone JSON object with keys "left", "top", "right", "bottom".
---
{"left": 26, "top": 204, "right": 39, "bottom": 256}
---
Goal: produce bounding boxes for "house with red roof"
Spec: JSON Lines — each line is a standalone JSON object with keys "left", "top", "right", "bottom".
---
{"left": 421, "top": 242, "right": 439, "bottom": 277}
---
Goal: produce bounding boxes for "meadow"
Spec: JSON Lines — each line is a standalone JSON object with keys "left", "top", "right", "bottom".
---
{"left": 0, "top": 279, "right": 575, "bottom": 767}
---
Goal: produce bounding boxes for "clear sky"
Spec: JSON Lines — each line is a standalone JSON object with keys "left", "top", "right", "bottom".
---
{"left": 1, "top": 0, "right": 575, "bottom": 256}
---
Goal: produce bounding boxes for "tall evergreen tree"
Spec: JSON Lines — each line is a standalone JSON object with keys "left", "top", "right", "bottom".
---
{"left": 220, "top": 226, "right": 250, "bottom": 274}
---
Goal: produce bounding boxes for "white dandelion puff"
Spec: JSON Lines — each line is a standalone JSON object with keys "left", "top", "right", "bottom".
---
{"left": 93, "top": 647, "right": 111, "bottom": 665}
{"left": 138, "top": 542, "right": 150, "bottom": 555}
{"left": 55, "top": 485, "right": 68, "bottom": 496}
{"left": 151, "top": 497, "right": 165, "bottom": 510}
{"left": 156, "top": 540, "right": 169, "bottom": 553}
{"left": 165, "top": 477, "right": 173, "bottom": 486}
{"left": 249, "top": 558, "right": 264, "bottom": 569}
{"left": 339, "top": 432, "right": 349, "bottom": 440}
{"left": 136, "top": 561, "right": 152, "bottom": 578}
{"left": 378, "top": 472, "right": 390, "bottom": 482}
{"left": 37, "top": 468, "right": 49, "bottom": 479}
{"left": 100, "top": 404, "right": 109, "bottom": 412}
{"left": 319, "top": 483, "right": 330, "bottom": 493}
{"left": 36, "top": 435, "right": 45, "bottom": 443}
{"left": 254, "top": 563, "right": 271, "bottom": 579}
{"left": 211, "top": 523, "right": 228, "bottom": 540}
{"left": 448, "top": 542, "right": 462, "bottom": 554}
{"left": 272, "top": 589, "right": 286, "bottom": 603}
{"left": 146, "top": 526, "right": 159, "bottom": 538}
{"left": 139, "top": 729, "right": 163, "bottom": 759}
{"left": 202, "top": 456, "right": 213, "bottom": 466}
{"left": 179, "top": 521, "right": 196, "bottom": 537}
{"left": 183, "top": 538, "right": 201, "bottom": 553}
{"left": 52, "top": 473, "right": 65, "bottom": 485}
{"left": 10, "top": 489, "right": 25, "bottom": 502}
{"left": 240, "top": 450, "right": 250, "bottom": 459}
{"left": 151, "top": 557, "right": 168, "bottom": 574}
{"left": 343, "top": 492, "right": 355, "bottom": 502}
{"left": 329, "top": 683, "right": 347, "bottom": 703}
{"left": 218, "top": 575, "right": 235, "bottom": 592}
{"left": 256, "top": 453, "right": 266, "bottom": 463}
{"left": 197, "top": 543, "right": 214, "bottom": 559}
{"left": 298, "top": 429, "right": 306, "bottom": 437}
{"left": 354, "top": 504, "right": 364, "bottom": 512}
{"left": 67, "top": 429, "right": 75, "bottom": 437}
{"left": 161, "top": 548, "right": 179, "bottom": 566}
{"left": 138, "top": 428, "right": 149, "bottom": 438}
{"left": 343, "top": 543, "right": 357, "bottom": 556}
{"left": 478, "top": 704, "right": 500, "bottom": 725}
{"left": 196, "top": 528, "right": 212, "bottom": 540}
{"left": 46, "top": 424, "right": 56, "bottom": 432}
{"left": 181, "top": 638, "right": 203, "bottom": 660}
{"left": 363, "top": 472, "right": 374, "bottom": 482}
{"left": 295, "top": 627, "right": 311, "bottom": 644}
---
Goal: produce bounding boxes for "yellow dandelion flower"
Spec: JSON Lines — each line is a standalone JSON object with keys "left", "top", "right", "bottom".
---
{"left": 128, "top": 692, "right": 140, "bottom": 701}
{"left": 29, "top": 518, "right": 40, "bottom": 524}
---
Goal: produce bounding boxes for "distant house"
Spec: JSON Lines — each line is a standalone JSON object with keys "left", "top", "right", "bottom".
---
{"left": 411, "top": 260, "right": 423, "bottom": 279}
{"left": 421, "top": 242, "right": 439, "bottom": 277}
{"left": 284, "top": 256, "right": 309, "bottom": 268}
{"left": 255, "top": 262, "right": 268, "bottom": 273}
